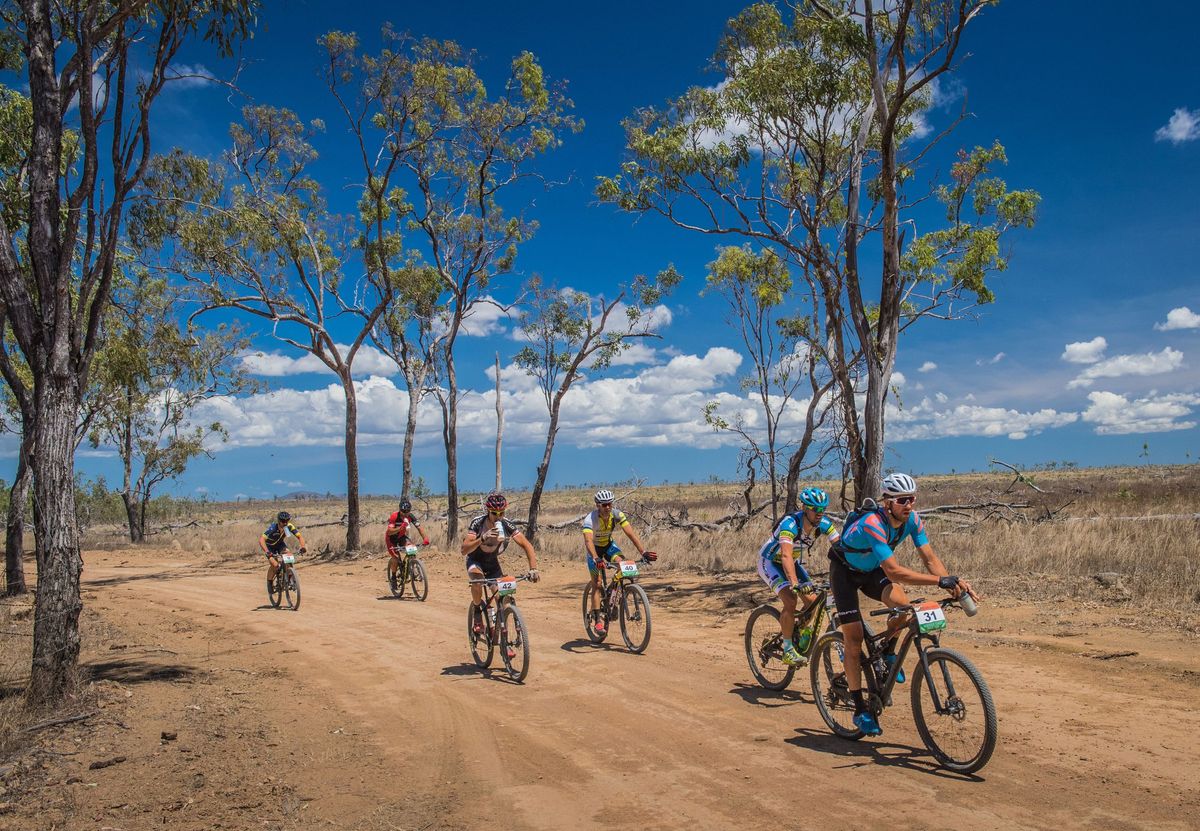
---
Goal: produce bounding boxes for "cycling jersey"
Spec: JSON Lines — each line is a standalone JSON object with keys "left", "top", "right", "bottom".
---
{"left": 467, "top": 514, "right": 517, "bottom": 557}
{"left": 386, "top": 512, "right": 422, "bottom": 543}
{"left": 836, "top": 508, "right": 928, "bottom": 572}
{"left": 582, "top": 509, "right": 629, "bottom": 547}
{"left": 758, "top": 512, "right": 838, "bottom": 564}
{"left": 262, "top": 521, "right": 300, "bottom": 551}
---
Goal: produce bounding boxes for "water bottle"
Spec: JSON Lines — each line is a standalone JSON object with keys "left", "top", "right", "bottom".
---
{"left": 494, "top": 521, "right": 505, "bottom": 543}
{"left": 796, "top": 625, "right": 814, "bottom": 653}
{"left": 958, "top": 592, "right": 978, "bottom": 616}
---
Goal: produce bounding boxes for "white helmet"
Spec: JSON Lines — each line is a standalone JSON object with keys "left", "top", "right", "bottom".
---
{"left": 594, "top": 489, "right": 615, "bottom": 504}
{"left": 881, "top": 472, "right": 917, "bottom": 497}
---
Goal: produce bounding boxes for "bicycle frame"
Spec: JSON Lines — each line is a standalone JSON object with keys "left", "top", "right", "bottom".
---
{"left": 866, "top": 597, "right": 960, "bottom": 714}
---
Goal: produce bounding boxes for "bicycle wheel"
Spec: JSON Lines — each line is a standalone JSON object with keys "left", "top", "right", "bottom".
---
{"left": 467, "top": 603, "right": 494, "bottom": 668}
{"left": 618, "top": 583, "right": 652, "bottom": 653}
{"left": 409, "top": 559, "right": 428, "bottom": 601}
{"left": 911, "top": 647, "right": 998, "bottom": 773}
{"left": 743, "top": 605, "right": 795, "bottom": 690}
{"left": 810, "top": 631, "right": 876, "bottom": 740}
{"left": 581, "top": 583, "right": 609, "bottom": 643}
{"left": 284, "top": 567, "right": 301, "bottom": 610}
{"left": 389, "top": 560, "right": 406, "bottom": 598}
{"left": 268, "top": 572, "right": 283, "bottom": 608}
{"left": 499, "top": 603, "right": 531, "bottom": 682}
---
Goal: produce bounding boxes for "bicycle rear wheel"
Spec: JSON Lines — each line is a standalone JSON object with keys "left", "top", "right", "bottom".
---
{"left": 744, "top": 605, "right": 795, "bottom": 690}
{"left": 467, "top": 603, "right": 494, "bottom": 668}
{"left": 499, "top": 604, "right": 530, "bottom": 682}
{"left": 911, "top": 647, "right": 998, "bottom": 773}
{"left": 284, "top": 567, "right": 300, "bottom": 610}
{"left": 810, "top": 631, "right": 875, "bottom": 740}
{"left": 389, "top": 560, "right": 406, "bottom": 598}
{"left": 618, "top": 583, "right": 652, "bottom": 653}
{"left": 409, "top": 559, "right": 428, "bottom": 601}
{"left": 268, "top": 572, "right": 283, "bottom": 608}
{"left": 581, "top": 583, "right": 608, "bottom": 643}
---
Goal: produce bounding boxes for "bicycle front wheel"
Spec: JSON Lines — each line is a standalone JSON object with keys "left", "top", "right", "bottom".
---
{"left": 744, "top": 605, "right": 795, "bottom": 690}
{"left": 467, "top": 603, "right": 494, "bottom": 668}
{"left": 409, "top": 559, "right": 428, "bottom": 601}
{"left": 499, "top": 603, "right": 530, "bottom": 682}
{"left": 268, "top": 572, "right": 283, "bottom": 608}
{"left": 618, "top": 583, "right": 652, "bottom": 654}
{"left": 284, "top": 567, "right": 300, "bottom": 610}
{"left": 581, "top": 583, "right": 608, "bottom": 643}
{"left": 810, "top": 631, "right": 875, "bottom": 740}
{"left": 911, "top": 647, "right": 998, "bottom": 773}
{"left": 389, "top": 560, "right": 406, "bottom": 598}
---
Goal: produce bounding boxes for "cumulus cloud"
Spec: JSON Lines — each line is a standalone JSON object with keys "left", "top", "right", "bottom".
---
{"left": 976, "top": 352, "right": 1005, "bottom": 366}
{"left": 891, "top": 371, "right": 906, "bottom": 387}
{"left": 1155, "top": 107, "right": 1200, "bottom": 144}
{"left": 1155, "top": 306, "right": 1200, "bottom": 331}
{"left": 272, "top": 479, "right": 304, "bottom": 488}
{"left": 240, "top": 345, "right": 399, "bottom": 378}
{"left": 1062, "top": 336, "right": 1107, "bottom": 364}
{"left": 918, "top": 361, "right": 938, "bottom": 373}
{"left": 630, "top": 347, "right": 742, "bottom": 395}
{"left": 1067, "top": 347, "right": 1184, "bottom": 389}
{"left": 1082, "top": 390, "right": 1200, "bottom": 434}
{"left": 887, "top": 395, "right": 1077, "bottom": 441}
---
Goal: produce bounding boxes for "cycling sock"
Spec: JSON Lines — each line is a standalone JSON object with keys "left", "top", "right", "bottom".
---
{"left": 851, "top": 689, "right": 867, "bottom": 714}
{"left": 782, "top": 638, "right": 795, "bottom": 650}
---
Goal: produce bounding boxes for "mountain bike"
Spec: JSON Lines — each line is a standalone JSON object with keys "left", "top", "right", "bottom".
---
{"left": 467, "top": 573, "right": 534, "bottom": 682}
{"left": 267, "top": 549, "right": 301, "bottom": 611}
{"left": 388, "top": 543, "right": 429, "bottom": 600}
{"left": 582, "top": 555, "right": 654, "bottom": 653}
{"left": 809, "top": 595, "right": 997, "bottom": 773}
{"left": 743, "top": 574, "right": 866, "bottom": 690}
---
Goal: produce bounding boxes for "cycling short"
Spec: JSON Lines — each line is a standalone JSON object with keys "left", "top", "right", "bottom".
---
{"left": 829, "top": 554, "right": 891, "bottom": 625}
{"left": 264, "top": 542, "right": 287, "bottom": 559}
{"left": 756, "top": 557, "right": 812, "bottom": 595}
{"left": 465, "top": 554, "right": 503, "bottom": 580}
{"left": 587, "top": 542, "right": 622, "bottom": 574}
{"left": 387, "top": 537, "right": 413, "bottom": 557}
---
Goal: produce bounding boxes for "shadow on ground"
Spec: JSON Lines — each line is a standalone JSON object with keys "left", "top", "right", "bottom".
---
{"left": 785, "top": 726, "right": 984, "bottom": 782}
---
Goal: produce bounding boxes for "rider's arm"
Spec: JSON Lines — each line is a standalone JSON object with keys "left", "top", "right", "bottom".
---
{"left": 513, "top": 532, "right": 538, "bottom": 570}
{"left": 259, "top": 533, "right": 269, "bottom": 553}
{"left": 294, "top": 531, "right": 307, "bottom": 551}
{"left": 878, "top": 550, "right": 944, "bottom": 587}
{"left": 619, "top": 520, "right": 645, "bottom": 556}
{"left": 582, "top": 528, "right": 599, "bottom": 560}
{"left": 777, "top": 539, "right": 800, "bottom": 586}
{"left": 412, "top": 521, "right": 429, "bottom": 543}
{"left": 462, "top": 532, "right": 484, "bottom": 556}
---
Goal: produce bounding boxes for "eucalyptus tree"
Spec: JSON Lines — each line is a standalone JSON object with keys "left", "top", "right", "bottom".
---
{"left": 598, "top": 1, "right": 1038, "bottom": 501}
{"left": 88, "top": 271, "right": 253, "bottom": 542}
{"left": 701, "top": 245, "right": 837, "bottom": 523}
{"left": 514, "top": 269, "right": 678, "bottom": 541}
{"left": 320, "top": 30, "right": 579, "bottom": 543}
{"left": 0, "top": 0, "right": 256, "bottom": 705}
{"left": 134, "top": 105, "right": 380, "bottom": 551}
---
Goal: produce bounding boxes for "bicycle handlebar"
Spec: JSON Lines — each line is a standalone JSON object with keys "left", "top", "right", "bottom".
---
{"left": 869, "top": 596, "right": 957, "bottom": 617}
{"left": 467, "top": 573, "right": 535, "bottom": 585}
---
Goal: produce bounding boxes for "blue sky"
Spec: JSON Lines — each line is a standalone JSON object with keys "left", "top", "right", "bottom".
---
{"left": 5, "top": 1, "right": 1200, "bottom": 501}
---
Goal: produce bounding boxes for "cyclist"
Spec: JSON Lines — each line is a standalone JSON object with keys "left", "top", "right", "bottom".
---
{"left": 462, "top": 492, "right": 539, "bottom": 635}
{"left": 829, "top": 472, "right": 978, "bottom": 737}
{"left": 385, "top": 498, "right": 430, "bottom": 584}
{"left": 260, "top": 511, "right": 307, "bottom": 593}
{"left": 584, "top": 489, "right": 656, "bottom": 634}
{"left": 756, "top": 487, "right": 840, "bottom": 666}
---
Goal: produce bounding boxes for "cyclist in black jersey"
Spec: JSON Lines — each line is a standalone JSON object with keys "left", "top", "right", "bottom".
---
{"left": 260, "top": 511, "right": 307, "bottom": 594}
{"left": 461, "top": 492, "right": 539, "bottom": 634}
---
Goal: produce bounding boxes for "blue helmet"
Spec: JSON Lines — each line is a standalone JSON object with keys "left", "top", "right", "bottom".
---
{"left": 799, "top": 487, "right": 830, "bottom": 510}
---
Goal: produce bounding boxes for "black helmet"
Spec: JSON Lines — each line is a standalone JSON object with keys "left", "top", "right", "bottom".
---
{"left": 277, "top": 511, "right": 291, "bottom": 523}
{"left": 398, "top": 499, "right": 412, "bottom": 512}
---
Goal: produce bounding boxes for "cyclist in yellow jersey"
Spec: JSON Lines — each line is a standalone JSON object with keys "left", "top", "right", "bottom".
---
{"left": 583, "top": 489, "right": 656, "bottom": 633}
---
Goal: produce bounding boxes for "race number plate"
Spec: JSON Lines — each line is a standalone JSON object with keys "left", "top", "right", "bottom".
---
{"left": 405, "top": 545, "right": 419, "bottom": 557}
{"left": 497, "top": 578, "right": 518, "bottom": 596}
{"left": 915, "top": 601, "right": 947, "bottom": 632}
{"left": 619, "top": 562, "right": 639, "bottom": 577}
{"left": 825, "top": 591, "right": 837, "bottom": 609}
{"left": 281, "top": 553, "right": 295, "bottom": 564}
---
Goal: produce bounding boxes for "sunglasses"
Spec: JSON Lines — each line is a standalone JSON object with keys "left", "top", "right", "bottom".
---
{"left": 806, "top": 507, "right": 825, "bottom": 514}
{"left": 893, "top": 495, "right": 916, "bottom": 505}
{"left": 597, "top": 502, "right": 613, "bottom": 508}
{"left": 489, "top": 509, "right": 506, "bottom": 517}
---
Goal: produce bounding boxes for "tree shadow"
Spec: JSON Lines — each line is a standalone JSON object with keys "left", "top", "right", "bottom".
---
{"left": 85, "top": 657, "right": 196, "bottom": 686}
{"left": 785, "top": 727, "right": 985, "bottom": 781}
{"left": 728, "top": 682, "right": 812, "bottom": 708}
{"left": 82, "top": 570, "right": 194, "bottom": 590}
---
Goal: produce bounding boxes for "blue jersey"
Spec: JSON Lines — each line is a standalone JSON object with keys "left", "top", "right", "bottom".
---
{"left": 838, "top": 509, "right": 928, "bottom": 571}
{"left": 758, "top": 513, "right": 838, "bottom": 564}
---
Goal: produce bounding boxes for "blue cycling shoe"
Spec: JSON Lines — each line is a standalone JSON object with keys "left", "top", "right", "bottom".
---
{"left": 884, "top": 653, "right": 905, "bottom": 684}
{"left": 853, "top": 711, "right": 882, "bottom": 736}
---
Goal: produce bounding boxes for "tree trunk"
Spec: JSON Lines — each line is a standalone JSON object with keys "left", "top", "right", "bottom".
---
{"left": 494, "top": 352, "right": 503, "bottom": 492}
{"left": 342, "top": 369, "right": 361, "bottom": 551}
{"left": 524, "top": 397, "right": 563, "bottom": 543}
{"left": 121, "top": 405, "right": 142, "bottom": 542}
{"left": 4, "top": 431, "right": 33, "bottom": 595}
{"left": 401, "top": 382, "right": 420, "bottom": 501}
{"left": 442, "top": 350, "right": 460, "bottom": 546}
{"left": 121, "top": 492, "right": 144, "bottom": 544}
{"left": 27, "top": 373, "right": 84, "bottom": 708}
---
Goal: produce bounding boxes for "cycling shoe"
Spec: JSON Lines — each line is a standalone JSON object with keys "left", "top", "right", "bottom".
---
{"left": 853, "top": 711, "right": 882, "bottom": 736}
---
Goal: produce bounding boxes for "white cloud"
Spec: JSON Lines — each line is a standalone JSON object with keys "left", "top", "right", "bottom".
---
{"left": 1155, "top": 107, "right": 1200, "bottom": 144}
{"left": 240, "top": 345, "right": 399, "bottom": 377}
{"left": 195, "top": 486, "right": 208, "bottom": 494}
{"left": 918, "top": 361, "right": 938, "bottom": 373}
{"left": 165, "top": 63, "right": 216, "bottom": 90}
{"left": 602, "top": 342, "right": 660, "bottom": 368}
{"left": 631, "top": 348, "right": 742, "bottom": 395}
{"left": 976, "top": 352, "right": 1005, "bottom": 366}
{"left": 889, "top": 397, "right": 1078, "bottom": 441}
{"left": 1155, "top": 306, "right": 1200, "bottom": 331}
{"left": 1082, "top": 390, "right": 1200, "bottom": 435}
{"left": 272, "top": 479, "right": 304, "bottom": 488}
{"left": 891, "top": 371, "right": 906, "bottom": 387}
{"left": 1067, "top": 347, "right": 1184, "bottom": 389}
{"left": 1061, "top": 336, "right": 1107, "bottom": 364}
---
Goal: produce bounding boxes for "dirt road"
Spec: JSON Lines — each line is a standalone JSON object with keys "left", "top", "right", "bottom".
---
{"left": 8, "top": 548, "right": 1199, "bottom": 830}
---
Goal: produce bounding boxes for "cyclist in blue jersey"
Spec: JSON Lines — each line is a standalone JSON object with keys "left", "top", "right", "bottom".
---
{"left": 829, "top": 473, "right": 978, "bottom": 737}
{"left": 756, "top": 487, "right": 840, "bottom": 665}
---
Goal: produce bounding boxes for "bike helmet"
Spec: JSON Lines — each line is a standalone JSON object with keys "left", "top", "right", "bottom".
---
{"left": 799, "top": 487, "right": 830, "bottom": 510}
{"left": 277, "top": 511, "right": 291, "bottom": 523}
{"left": 594, "top": 489, "right": 615, "bottom": 504}
{"left": 881, "top": 472, "right": 917, "bottom": 497}
{"left": 485, "top": 491, "right": 508, "bottom": 511}
{"left": 398, "top": 498, "right": 412, "bottom": 512}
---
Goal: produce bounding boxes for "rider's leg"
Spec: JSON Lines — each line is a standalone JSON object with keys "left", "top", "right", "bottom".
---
{"left": 388, "top": 551, "right": 400, "bottom": 579}
{"left": 779, "top": 587, "right": 798, "bottom": 642}
{"left": 880, "top": 582, "right": 913, "bottom": 642}
{"left": 267, "top": 555, "right": 280, "bottom": 582}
